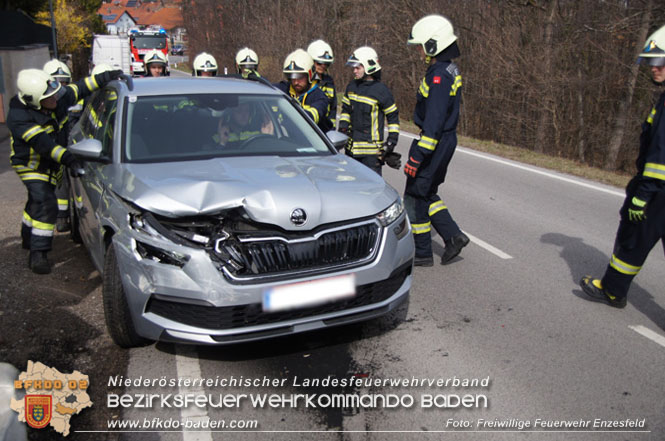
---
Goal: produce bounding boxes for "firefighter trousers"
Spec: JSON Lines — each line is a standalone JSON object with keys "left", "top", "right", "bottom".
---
{"left": 354, "top": 155, "right": 382, "bottom": 176}
{"left": 601, "top": 189, "right": 665, "bottom": 299}
{"left": 55, "top": 172, "right": 70, "bottom": 219}
{"left": 404, "top": 138, "right": 461, "bottom": 257}
{"left": 21, "top": 180, "right": 57, "bottom": 252}
{"left": 404, "top": 193, "right": 461, "bottom": 258}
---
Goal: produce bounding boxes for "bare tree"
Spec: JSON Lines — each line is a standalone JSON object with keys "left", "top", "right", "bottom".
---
{"left": 182, "top": 0, "right": 665, "bottom": 172}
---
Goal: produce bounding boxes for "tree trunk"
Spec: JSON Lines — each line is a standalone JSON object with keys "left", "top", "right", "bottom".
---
{"left": 604, "top": 0, "right": 652, "bottom": 170}
{"left": 534, "top": 0, "right": 558, "bottom": 154}
{"left": 576, "top": 66, "right": 585, "bottom": 162}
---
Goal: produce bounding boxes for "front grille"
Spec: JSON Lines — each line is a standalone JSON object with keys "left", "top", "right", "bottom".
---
{"left": 146, "top": 262, "right": 411, "bottom": 331}
{"left": 224, "top": 222, "right": 380, "bottom": 278}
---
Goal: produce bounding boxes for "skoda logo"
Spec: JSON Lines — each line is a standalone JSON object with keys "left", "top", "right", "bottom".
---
{"left": 290, "top": 208, "right": 307, "bottom": 226}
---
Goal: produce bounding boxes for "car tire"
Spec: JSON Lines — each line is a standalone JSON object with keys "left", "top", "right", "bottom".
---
{"left": 103, "top": 243, "right": 151, "bottom": 348}
{"left": 69, "top": 196, "right": 82, "bottom": 244}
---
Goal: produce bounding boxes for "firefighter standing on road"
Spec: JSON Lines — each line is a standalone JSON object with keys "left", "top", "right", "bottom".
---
{"left": 7, "top": 67, "right": 123, "bottom": 274}
{"left": 274, "top": 49, "right": 329, "bottom": 132}
{"left": 404, "top": 14, "right": 469, "bottom": 267}
{"left": 307, "top": 40, "right": 336, "bottom": 132}
{"left": 339, "top": 46, "right": 400, "bottom": 175}
{"left": 43, "top": 59, "right": 73, "bottom": 233}
{"left": 580, "top": 25, "right": 665, "bottom": 308}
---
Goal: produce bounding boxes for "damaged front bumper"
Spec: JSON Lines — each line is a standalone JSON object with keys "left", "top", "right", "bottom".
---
{"left": 112, "top": 210, "right": 414, "bottom": 344}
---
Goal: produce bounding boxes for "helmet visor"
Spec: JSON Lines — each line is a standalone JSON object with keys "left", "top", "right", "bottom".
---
{"left": 52, "top": 67, "right": 70, "bottom": 79}
{"left": 43, "top": 79, "right": 63, "bottom": 100}
{"left": 285, "top": 72, "right": 308, "bottom": 80}
{"left": 638, "top": 56, "right": 665, "bottom": 67}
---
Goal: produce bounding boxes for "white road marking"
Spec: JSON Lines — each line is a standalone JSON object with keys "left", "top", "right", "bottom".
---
{"left": 629, "top": 325, "right": 665, "bottom": 349}
{"left": 463, "top": 231, "right": 513, "bottom": 260}
{"left": 175, "top": 345, "right": 212, "bottom": 441}
{"left": 399, "top": 131, "right": 625, "bottom": 198}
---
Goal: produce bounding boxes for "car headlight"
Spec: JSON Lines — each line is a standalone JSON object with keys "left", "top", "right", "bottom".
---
{"left": 135, "top": 240, "right": 190, "bottom": 267}
{"left": 376, "top": 199, "right": 404, "bottom": 227}
{"left": 377, "top": 199, "right": 409, "bottom": 240}
{"left": 129, "top": 214, "right": 191, "bottom": 267}
{"left": 129, "top": 213, "right": 164, "bottom": 238}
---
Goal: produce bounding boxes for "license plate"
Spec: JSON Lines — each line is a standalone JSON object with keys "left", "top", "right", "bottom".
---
{"left": 263, "top": 274, "right": 356, "bottom": 312}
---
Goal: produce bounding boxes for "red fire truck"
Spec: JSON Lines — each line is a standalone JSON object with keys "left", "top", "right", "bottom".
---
{"left": 128, "top": 27, "right": 169, "bottom": 76}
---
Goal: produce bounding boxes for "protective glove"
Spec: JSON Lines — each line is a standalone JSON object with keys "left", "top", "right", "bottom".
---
{"left": 627, "top": 196, "right": 647, "bottom": 223}
{"left": 382, "top": 141, "right": 396, "bottom": 155}
{"left": 383, "top": 152, "right": 402, "bottom": 170}
{"left": 95, "top": 69, "right": 124, "bottom": 86}
{"left": 403, "top": 156, "right": 421, "bottom": 178}
{"left": 63, "top": 155, "right": 86, "bottom": 177}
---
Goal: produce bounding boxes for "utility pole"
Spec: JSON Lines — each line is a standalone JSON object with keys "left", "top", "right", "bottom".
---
{"left": 49, "top": 0, "right": 58, "bottom": 59}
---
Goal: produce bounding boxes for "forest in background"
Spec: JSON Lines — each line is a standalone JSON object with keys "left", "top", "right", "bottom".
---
{"left": 184, "top": 0, "right": 665, "bottom": 172}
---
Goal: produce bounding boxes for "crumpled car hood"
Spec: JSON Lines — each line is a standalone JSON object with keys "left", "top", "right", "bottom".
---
{"left": 104, "top": 155, "right": 397, "bottom": 229}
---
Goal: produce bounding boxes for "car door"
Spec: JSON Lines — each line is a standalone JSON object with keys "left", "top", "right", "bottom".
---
{"left": 71, "top": 88, "right": 119, "bottom": 271}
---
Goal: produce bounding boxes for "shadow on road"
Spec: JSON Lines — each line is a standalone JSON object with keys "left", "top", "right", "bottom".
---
{"left": 541, "top": 232, "right": 665, "bottom": 331}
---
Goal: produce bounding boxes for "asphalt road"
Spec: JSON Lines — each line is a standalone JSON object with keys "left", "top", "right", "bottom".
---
{"left": 1, "top": 123, "right": 664, "bottom": 440}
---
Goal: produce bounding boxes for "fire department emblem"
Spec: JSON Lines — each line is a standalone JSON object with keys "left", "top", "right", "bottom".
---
{"left": 25, "top": 395, "right": 52, "bottom": 429}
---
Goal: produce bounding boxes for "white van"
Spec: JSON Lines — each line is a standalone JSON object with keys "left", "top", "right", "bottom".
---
{"left": 91, "top": 35, "right": 131, "bottom": 75}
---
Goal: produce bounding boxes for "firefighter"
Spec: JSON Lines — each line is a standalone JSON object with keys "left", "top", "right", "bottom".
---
{"left": 404, "top": 14, "right": 469, "bottom": 267}
{"left": 307, "top": 40, "right": 336, "bottom": 131}
{"left": 580, "top": 24, "right": 665, "bottom": 308}
{"left": 143, "top": 49, "right": 168, "bottom": 77}
{"left": 192, "top": 52, "right": 218, "bottom": 77}
{"left": 43, "top": 59, "right": 74, "bottom": 232}
{"left": 214, "top": 102, "right": 274, "bottom": 147}
{"left": 235, "top": 47, "right": 260, "bottom": 78}
{"left": 274, "top": 49, "right": 329, "bottom": 132}
{"left": 7, "top": 67, "right": 122, "bottom": 274}
{"left": 43, "top": 59, "right": 71, "bottom": 86}
{"left": 339, "top": 46, "right": 400, "bottom": 175}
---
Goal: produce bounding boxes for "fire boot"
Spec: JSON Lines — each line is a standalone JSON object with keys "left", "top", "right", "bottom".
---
{"left": 29, "top": 251, "right": 52, "bottom": 275}
{"left": 441, "top": 232, "right": 470, "bottom": 265}
{"left": 56, "top": 217, "right": 71, "bottom": 233}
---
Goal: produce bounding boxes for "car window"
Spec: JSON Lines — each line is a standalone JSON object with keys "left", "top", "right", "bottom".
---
{"left": 80, "top": 91, "right": 104, "bottom": 139}
{"left": 99, "top": 90, "right": 118, "bottom": 159}
{"left": 124, "top": 93, "right": 333, "bottom": 163}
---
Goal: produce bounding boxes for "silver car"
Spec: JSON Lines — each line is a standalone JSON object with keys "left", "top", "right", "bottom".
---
{"left": 68, "top": 77, "right": 414, "bottom": 347}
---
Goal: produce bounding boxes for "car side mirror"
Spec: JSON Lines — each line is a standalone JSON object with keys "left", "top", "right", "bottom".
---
{"left": 68, "top": 138, "right": 106, "bottom": 161}
{"left": 326, "top": 130, "right": 348, "bottom": 151}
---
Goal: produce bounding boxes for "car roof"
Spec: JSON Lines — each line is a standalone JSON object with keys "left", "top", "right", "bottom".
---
{"left": 116, "top": 77, "right": 283, "bottom": 97}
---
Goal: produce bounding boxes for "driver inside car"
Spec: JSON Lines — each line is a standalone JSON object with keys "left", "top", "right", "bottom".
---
{"left": 214, "top": 102, "right": 274, "bottom": 147}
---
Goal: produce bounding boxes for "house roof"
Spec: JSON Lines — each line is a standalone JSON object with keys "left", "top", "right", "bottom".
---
{"left": 98, "top": 0, "right": 183, "bottom": 30}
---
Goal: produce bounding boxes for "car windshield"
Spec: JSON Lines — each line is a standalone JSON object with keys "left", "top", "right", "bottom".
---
{"left": 131, "top": 35, "right": 166, "bottom": 49}
{"left": 124, "top": 93, "right": 333, "bottom": 163}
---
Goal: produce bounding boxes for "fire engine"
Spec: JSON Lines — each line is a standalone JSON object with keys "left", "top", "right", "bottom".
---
{"left": 128, "top": 26, "right": 169, "bottom": 76}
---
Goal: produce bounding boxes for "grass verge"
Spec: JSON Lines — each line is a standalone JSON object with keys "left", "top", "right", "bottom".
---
{"left": 399, "top": 120, "right": 631, "bottom": 190}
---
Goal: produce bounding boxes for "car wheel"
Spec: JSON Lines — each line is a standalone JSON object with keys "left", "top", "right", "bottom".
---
{"left": 69, "top": 196, "right": 82, "bottom": 244}
{"left": 103, "top": 243, "right": 151, "bottom": 348}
